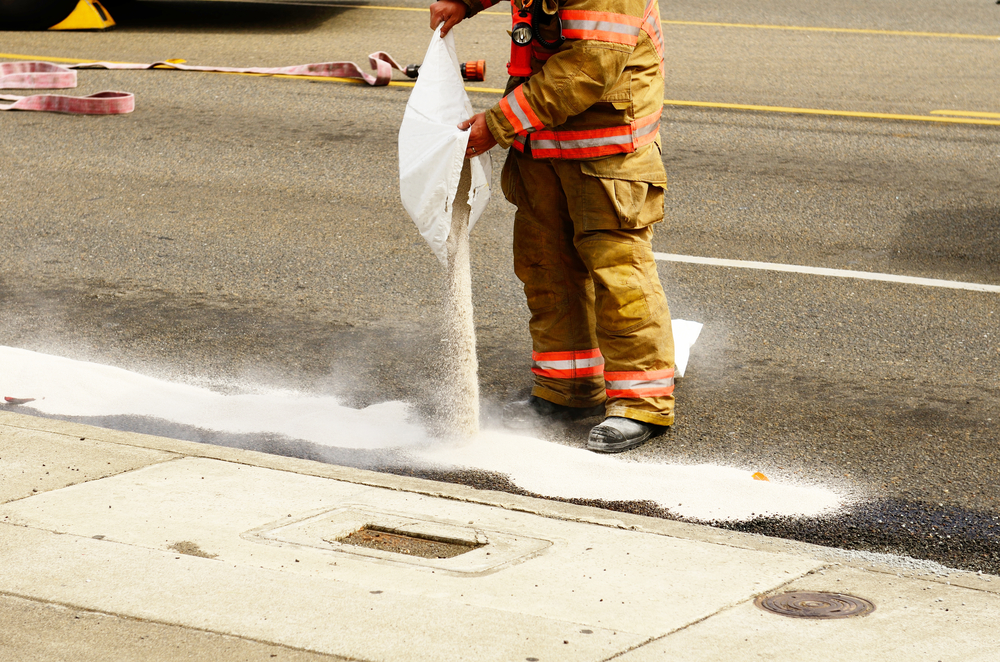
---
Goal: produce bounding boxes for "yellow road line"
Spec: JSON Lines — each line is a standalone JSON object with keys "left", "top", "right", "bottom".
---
{"left": 5, "top": 52, "right": 997, "bottom": 126}
{"left": 315, "top": 4, "right": 1000, "bottom": 40}
{"left": 323, "top": 3, "right": 424, "bottom": 11}
{"left": 930, "top": 110, "right": 1000, "bottom": 119}
{"left": 320, "top": 2, "right": 505, "bottom": 14}
{"left": 663, "top": 99, "right": 1000, "bottom": 126}
{"left": 659, "top": 19, "right": 1000, "bottom": 40}
{"left": 0, "top": 52, "right": 99, "bottom": 64}
{"left": 466, "top": 86, "right": 506, "bottom": 94}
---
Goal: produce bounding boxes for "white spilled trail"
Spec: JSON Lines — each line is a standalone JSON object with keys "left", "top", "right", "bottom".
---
{"left": 0, "top": 345, "right": 843, "bottom": 522}
{"left": 414, "top": 430, "right": 842, "bottom": 522}
{"left": 0, "top": 346, "right": 428, "bottom": 450}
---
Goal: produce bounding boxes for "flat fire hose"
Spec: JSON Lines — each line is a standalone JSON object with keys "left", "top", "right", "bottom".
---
{"left": 0, "top": 53, "right": 406, "bottom": 114}
{"left": 0, "top": 89, "right": 134, "bottom": 113}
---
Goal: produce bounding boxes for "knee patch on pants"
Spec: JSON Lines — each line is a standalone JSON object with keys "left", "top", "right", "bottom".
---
{"left": 578, "top": 231, "right": 666, "bottom": 335}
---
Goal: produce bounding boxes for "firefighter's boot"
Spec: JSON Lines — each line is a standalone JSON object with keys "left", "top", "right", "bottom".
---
{"left": 503, "top": 395, "right": 605, "bottom": 429}
{"left": 587, "top": 416, "right": 662, "bottom": 453}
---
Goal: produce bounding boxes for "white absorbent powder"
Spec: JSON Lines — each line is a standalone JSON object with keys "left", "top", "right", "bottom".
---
{"left": 414, "top": 430, "right": 843, "bottom": 521}
{"left": 0, "top": 346, "right": 429, "bottom": 450}
{"left": 436, "top": 162, "right": 480, "bottom": 439}
{"left": 0, "top": 345, "right": 845, "bottom": 522}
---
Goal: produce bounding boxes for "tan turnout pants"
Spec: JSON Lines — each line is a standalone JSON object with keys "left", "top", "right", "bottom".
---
{"left": 501, "top": 145, "right": 676, "bottom": 427}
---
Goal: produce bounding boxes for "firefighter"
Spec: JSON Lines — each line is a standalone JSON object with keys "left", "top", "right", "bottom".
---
{"left": 429, "top": 0, "right": 675, "bottom": 453}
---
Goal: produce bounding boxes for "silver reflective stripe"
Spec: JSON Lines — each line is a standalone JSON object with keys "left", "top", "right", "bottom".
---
{"left": 562, "top": 19, "right": 642, "bottom": 38}
{"left": 606, "top": 377, "right": 675, "bottom": 390}
{"left": 644, "top": 16, "right": 662, "bottom": 49}
{"left": 533, "top": 356, "right": 605, "bottom": 371}
{"left": 505, "top": 90, "right": 535, "bottom": 132}
{"left": 643, "top": 0, "right": 662, "bottom": 45}
{"left": 635, "top": 118, "right": 660, "bottom": 138}
{"left": 532, "top": 133, "right": 632, "bottom": 151}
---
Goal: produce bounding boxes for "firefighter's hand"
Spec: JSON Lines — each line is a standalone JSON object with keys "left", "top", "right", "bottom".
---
{"left": 429, "top": 1, "right": 467, "bottom": 37}
{"left": 460, "top": 113, "right": 498, "bottom": 159}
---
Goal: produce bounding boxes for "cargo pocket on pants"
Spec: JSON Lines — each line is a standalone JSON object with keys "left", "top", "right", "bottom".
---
{"left": 578, "top": 149, "right": 667, "bottom": 230}
{"left": 598, "top": 178, "right": 655, "bottom": 228}
{"left": 569, "top": 172, "right": 660, "bottom": 232}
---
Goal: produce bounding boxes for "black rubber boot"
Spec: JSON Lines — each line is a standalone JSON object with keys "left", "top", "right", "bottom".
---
{"left": 587, "top": 416, "right": 661, "bottom": 453}
{"left": 502, "top": 396, "right": 605, "bottom": 429}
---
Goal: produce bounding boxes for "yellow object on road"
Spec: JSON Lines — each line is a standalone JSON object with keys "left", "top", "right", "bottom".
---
{"left": 49, "top": 0, "right": 115, "bottom": 31}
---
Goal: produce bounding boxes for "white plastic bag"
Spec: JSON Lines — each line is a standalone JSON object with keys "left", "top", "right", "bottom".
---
{"left": 398, "top": 26, "right": 491, "bottom": 264}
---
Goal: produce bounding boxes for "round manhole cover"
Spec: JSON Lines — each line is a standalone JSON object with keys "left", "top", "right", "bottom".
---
{"left": 755, "top": 592, "right": 875, "bottom": 619}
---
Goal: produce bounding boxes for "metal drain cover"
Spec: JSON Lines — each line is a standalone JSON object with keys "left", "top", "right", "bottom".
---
{"left": 243, "top": 506, "right": 551, "bottom": 574}
{"left": 755, "top": 592, "right": 875, "bottom": 619}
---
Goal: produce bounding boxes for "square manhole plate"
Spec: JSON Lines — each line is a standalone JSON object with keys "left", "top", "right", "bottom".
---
{"left": 243, "top": 506, "right": 551, "bottom": 574}
{"left": 335, "top": 525, "right": 484, "bottom": 559}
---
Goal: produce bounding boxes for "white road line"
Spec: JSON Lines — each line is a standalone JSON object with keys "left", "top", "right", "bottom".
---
{"left": 653, "top": 253, "right": 1000, "bottom": 293}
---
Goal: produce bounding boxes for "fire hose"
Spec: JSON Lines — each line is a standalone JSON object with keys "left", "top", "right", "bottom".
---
{"left": 0, "top": 55, "right": 486, "bottom": 115}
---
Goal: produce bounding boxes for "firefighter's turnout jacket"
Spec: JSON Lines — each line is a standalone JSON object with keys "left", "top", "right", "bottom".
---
{"left": 462, "top": 0, "right": 676, "bottom": 426}
{"left": 465, "top": 0, "right": 664, "bottom": 159}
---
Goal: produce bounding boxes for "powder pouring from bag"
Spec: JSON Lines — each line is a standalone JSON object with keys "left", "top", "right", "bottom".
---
{"left": 436, "top": 163, "right": 480, "bottom": 439}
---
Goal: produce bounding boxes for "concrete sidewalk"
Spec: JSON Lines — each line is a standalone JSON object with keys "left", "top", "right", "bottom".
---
{"left": 0, "top": 410, "right": 996, "bottom": 661}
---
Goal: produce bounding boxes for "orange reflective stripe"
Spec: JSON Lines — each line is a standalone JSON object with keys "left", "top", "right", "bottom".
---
{"left": 532, "top": 349, "right": 605, "bottom": 379}
{"left": 516, "top": 86, "right": 543, "bottom": 129}
{"left": 606, "top": 386, "right": 674, "bottom": 398}
{"left": 634, "top": 107, "right": 662, "bottom": 148}
{"left": 531, "top": 124, "right": 631, "bottom": 159}
{"left": 605, "top": 368, "right": 675, "bottom": 399}
{"left": 534, "top": 348, "right": 602, "bottom": 361}
{"left": 500, "top": 85, "right": 543, "bottom": 135}
{"left": 605, "top": 368, "right": 674, "bottom": 381}
{"left": 641, "top": 0, "right": 664, "bottom": 62}
{"left": 560, "top": 10, "right": 644, "bottom": 46}
{"left": 535, "top": 365, "right": 605, "bottom": 379}
{"left": 499, "top": 96, "right": 522, "bottom": 134}
{"left": 533, "top": 125, "right": 633, "bottom": 141}
{"left": 529, "top": 109, "right": 660, "bottom": 159}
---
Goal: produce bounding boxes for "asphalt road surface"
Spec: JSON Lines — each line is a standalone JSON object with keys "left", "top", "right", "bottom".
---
{"left": 2, "top": 0, "right": 999, "bottom": 572}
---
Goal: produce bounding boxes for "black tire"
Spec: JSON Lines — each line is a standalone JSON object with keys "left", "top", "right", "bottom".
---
{"left": 0, "top": 0, "right": 79, "bottom": 30}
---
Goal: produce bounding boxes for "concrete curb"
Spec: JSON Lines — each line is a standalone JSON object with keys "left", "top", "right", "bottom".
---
{"left": 2, "top": 409, "right": 995, "bottom": 591}
{"left": 3, "top": 410, "right": 999, "bottom": 661}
